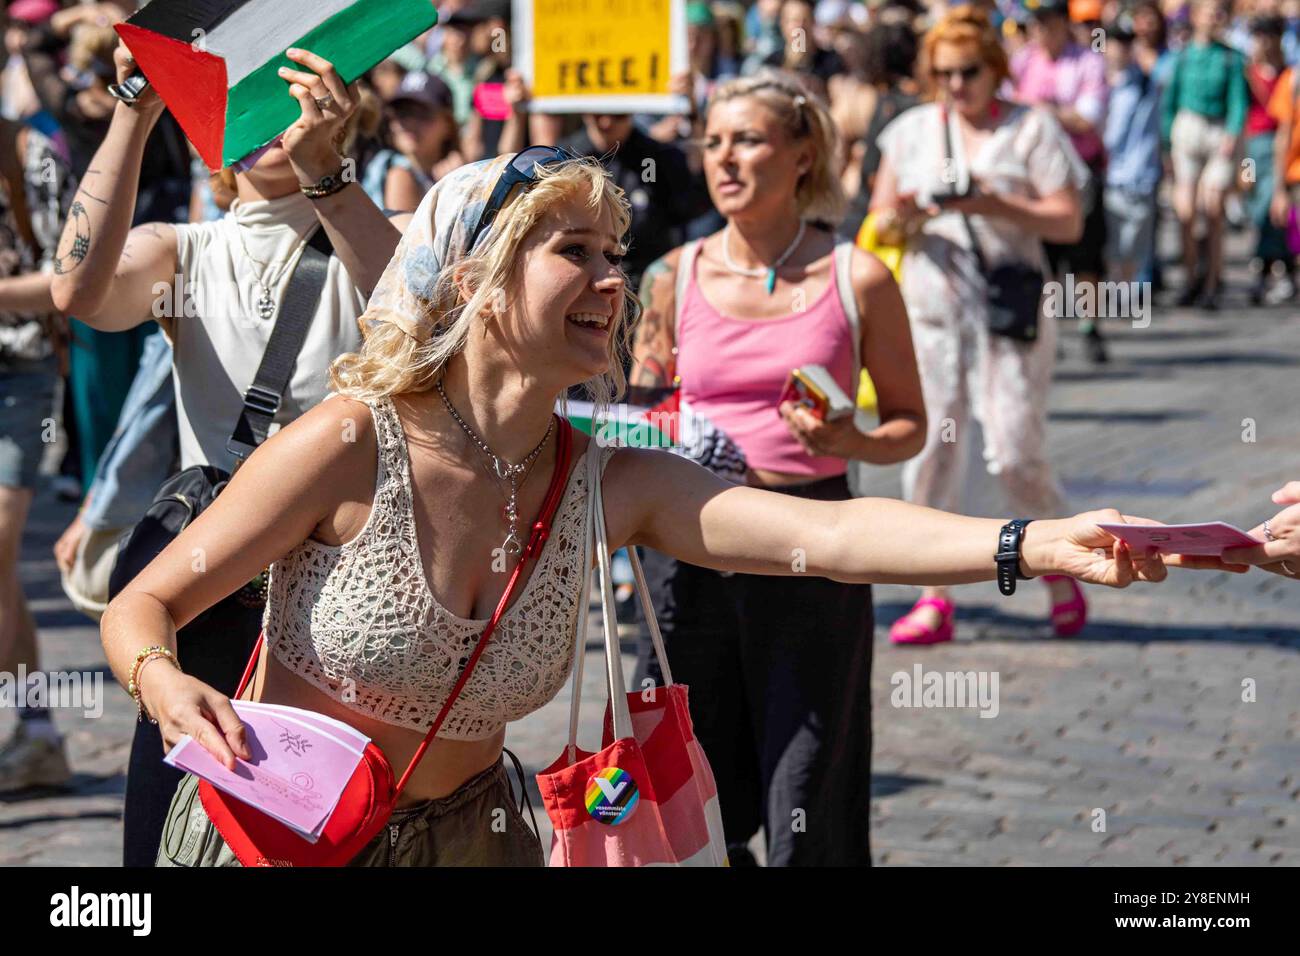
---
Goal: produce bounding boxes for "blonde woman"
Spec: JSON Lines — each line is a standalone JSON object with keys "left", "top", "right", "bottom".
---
{"left": 871, "top": 8, "right": 1089, "bottom": 645}
{"left": 104, "top": 147, "right": 1206, "bottom": 868}
{"left": 52, "top": 42, "right": 407, "bottom": 867}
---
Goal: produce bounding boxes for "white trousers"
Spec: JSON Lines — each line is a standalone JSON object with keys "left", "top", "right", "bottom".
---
{"left": 900, "top": 298, "right": 1066, "bottom": 519}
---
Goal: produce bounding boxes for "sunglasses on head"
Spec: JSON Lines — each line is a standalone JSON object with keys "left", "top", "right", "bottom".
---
{"left": 931, "top": 63, "right": 984, "bottom": 82}
{"left": 465, "top": 145, "right": 569, "bottom": 254}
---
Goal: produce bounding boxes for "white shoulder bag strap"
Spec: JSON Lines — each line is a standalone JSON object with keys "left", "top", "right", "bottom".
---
{"left": 562, "top": 443, "right": 674, "bottom": 764}
{"left": 835, "top": 240, "right": 875, "bottom": 497}
{"left": 834, "top": 240, "right": 861, "bottom": 391}
{"left": 591, "top": 449, "right": 633, "bottom": 742}
{"left": 562, "top": 445, "right": 600, "bottom": 763}
{"left": 674, "top": 238, "right": 703, "bottom": 332}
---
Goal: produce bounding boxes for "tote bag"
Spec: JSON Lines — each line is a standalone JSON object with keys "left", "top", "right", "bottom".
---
{"left": 535, "top": 445, "right": 728, "bottom": 866}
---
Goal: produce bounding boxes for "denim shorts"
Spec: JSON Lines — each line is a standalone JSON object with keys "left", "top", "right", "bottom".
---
{"left": 0, "top": 355, "right": 58, "bottom": 490}
{"left": 155, "top": 751, "right": 545, "bottom": 867}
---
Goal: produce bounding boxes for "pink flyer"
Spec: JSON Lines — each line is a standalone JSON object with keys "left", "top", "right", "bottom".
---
{"left": 164, "top": 705, "right": 366, "bottom": 839}
{"left": 1096, "top": 522, "right": 1263, "bottom": 556}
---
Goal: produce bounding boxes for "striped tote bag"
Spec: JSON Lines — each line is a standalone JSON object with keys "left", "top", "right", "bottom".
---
{"left": 535, "top": 444, "right": 728, "bottom": 866}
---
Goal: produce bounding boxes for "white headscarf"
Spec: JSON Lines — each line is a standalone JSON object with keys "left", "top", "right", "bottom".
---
{"left": 359, "top": 152, "right": 515, "bottom": 343}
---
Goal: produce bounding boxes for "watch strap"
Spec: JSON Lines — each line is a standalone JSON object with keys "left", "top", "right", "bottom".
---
{"left": 996, "top": 519, "right": 1035, "bottom": 596}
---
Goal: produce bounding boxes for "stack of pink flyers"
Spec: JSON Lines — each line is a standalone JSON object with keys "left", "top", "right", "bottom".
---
{"left": 164, "top": 701, "right": 371, "bottom": 842}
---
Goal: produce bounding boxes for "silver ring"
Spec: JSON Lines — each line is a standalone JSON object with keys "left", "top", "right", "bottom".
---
{"left": 1264, "top": 520, "right": 1279, "bottom": 542}
{"left": 1283, "top": 561, "right": 1296, "bottom": 575}
{"left": 314, "top": 94, "right": 334, "bottom": 110}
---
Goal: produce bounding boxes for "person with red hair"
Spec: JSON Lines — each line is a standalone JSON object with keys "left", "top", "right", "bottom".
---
{"left": 872, "top": 7, "right": 1091, "bottom": 645}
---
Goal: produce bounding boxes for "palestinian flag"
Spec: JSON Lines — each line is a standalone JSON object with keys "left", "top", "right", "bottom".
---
{"left": 560, "top": 400, "right": 676, "bottom": 449}
{"left": 115, "top": 0, "right": 438, "bottom": 169}
{"left": 561, "top": 397, "right": 749, "bottom": 483}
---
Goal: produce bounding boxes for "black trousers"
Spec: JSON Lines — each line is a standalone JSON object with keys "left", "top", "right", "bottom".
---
{"left": 122, "top": 600, "right": 262, "bottom": 867}
{"left": 634, "top": 474, "right": 874, "bottom": 866}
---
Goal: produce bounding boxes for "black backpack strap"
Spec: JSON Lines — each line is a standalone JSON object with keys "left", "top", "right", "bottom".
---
{"left": 226, "top": 226, "right": 335, "bottom": 463}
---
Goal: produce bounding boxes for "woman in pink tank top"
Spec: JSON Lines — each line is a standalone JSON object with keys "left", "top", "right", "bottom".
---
{"left": 628, "top": 70, "right": 926, "bottom": 865}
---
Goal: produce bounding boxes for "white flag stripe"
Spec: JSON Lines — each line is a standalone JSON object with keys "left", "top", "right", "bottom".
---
{"left": 205, "top": 0, "right": 356, "bottom": 87}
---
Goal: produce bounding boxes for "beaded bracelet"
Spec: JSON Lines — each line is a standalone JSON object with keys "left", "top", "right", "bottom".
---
{"left": 128, "top": 646, "right": 178, "bottom": 724}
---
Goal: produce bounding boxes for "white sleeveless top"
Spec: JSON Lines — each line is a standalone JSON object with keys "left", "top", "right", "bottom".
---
{"left": 262, "top": 395, "right": 617, "bottom": 739}
{"left": 170, "top": 192, "right": 367, "bottom": 472}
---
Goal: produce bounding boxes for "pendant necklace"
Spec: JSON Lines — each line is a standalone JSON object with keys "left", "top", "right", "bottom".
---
{"left": 721, "top": 219, "right": 806, "bottom": 294}
{"left": 236, "top": 226, "right": 310, "bottom": 320}
{"left": 436, "top": 378, "right": 555, "bottom": 556}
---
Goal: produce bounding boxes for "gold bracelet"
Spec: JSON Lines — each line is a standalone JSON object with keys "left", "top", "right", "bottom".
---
{"left": 128, "top": 646, "right": 178, "bottom": 725}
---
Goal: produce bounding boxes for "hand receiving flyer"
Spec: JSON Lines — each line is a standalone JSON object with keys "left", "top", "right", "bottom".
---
{"left": 1096, "top": 521, "right": 1264, "bottom": 557}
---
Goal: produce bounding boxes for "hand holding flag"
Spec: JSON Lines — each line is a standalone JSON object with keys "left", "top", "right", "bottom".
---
{"left": 276, "top": 48, "right": 360, "bottom": 185}
{"left": 112, "top": 0, "right": 438, "bottom": 169}
{"left": 112, "top": 41, "right": 164, "bottom": 120}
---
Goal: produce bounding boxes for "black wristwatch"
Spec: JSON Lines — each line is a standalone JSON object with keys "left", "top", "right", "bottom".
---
{"left": 995, "top": 519, "right": 1035, "bottom": 596}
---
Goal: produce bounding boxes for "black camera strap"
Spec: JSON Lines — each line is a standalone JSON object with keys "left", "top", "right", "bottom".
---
{"left": 941, "top": 107, "right": 990, "bottom": 277}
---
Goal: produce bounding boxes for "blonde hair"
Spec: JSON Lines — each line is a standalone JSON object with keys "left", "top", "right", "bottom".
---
{"left": 330, "top": 157, "right": 638, "bottom": 407}
{"left": 920, "top": 7, "right": 1011, "bottom": 99}
{"left": 706, "top": 69, "right": 846, "bottom": 224}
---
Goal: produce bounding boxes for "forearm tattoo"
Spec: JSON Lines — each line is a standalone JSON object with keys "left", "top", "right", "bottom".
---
{"left": 53, "top": 200, "right": 90, "bottom": 275}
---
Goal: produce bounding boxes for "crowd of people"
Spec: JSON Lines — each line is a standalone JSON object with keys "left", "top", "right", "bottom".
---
{"left": 1, "top": 0, "right": 1299, "bottom": 868}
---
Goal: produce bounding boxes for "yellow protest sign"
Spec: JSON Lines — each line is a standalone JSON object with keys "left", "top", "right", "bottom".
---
{"left": 514, "top": 0, "right": 688, "bottom": 113}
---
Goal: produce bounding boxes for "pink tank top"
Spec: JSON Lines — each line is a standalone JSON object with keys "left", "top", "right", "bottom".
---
{"left": 676, "top": 245, "right": 857, "bottom": 478}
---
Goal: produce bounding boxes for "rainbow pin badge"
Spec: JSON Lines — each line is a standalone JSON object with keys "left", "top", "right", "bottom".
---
{"left": 586, "top": 767, "right": 639, "bottom": 825}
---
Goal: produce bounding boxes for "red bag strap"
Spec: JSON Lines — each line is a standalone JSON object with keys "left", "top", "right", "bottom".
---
{"left": 230, "top": 415, "right": 575, "bottom": 797}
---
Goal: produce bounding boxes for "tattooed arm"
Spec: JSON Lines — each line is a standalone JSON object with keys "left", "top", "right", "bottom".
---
{"left": 625, "top": 248, "right": 682, "bottom": 407}
{"left": 50, "top": 44, "right": 177, "bottom": 330}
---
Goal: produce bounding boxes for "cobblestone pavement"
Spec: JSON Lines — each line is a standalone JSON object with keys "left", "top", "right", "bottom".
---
{"left": 3, "top": 240, "right": 1299, "bottom": 866}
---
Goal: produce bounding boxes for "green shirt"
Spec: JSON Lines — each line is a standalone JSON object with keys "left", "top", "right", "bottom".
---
{"left": 428, "top": 53, "right": 481, "bottom": 126}
{"left": 1161, "top": 40, "right": 1249, "bottom": 144}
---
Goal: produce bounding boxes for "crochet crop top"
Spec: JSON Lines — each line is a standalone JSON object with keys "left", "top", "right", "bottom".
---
{"left": 261, "top": 395, "right": 615, "bottom": 740}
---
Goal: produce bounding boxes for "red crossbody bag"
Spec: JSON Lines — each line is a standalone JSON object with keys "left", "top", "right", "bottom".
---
{"left": 197, "top": 416, "right": 574, "bottom": 867}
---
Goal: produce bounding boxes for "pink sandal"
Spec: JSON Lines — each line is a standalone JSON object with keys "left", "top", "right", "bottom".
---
{"left": 889, "top": 596, "right": 955, "bottom": 645}
{"left": 1042, "top": 574, "right": 1087, "bottom": 637}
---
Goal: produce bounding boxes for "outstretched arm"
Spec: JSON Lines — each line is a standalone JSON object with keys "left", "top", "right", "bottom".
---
{"left": 604, "top": 448, "right": 1235, "bottom": 588}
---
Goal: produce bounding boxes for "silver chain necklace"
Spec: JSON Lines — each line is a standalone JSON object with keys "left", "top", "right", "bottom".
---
{"left": 721, "top": 219, "right": 806, "bottom": 294}
{"left": 236, "top": 227, "right": 310, "bottom": 320}
{"left": 436, "top": 378, "right": 555, "bottom": 555}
